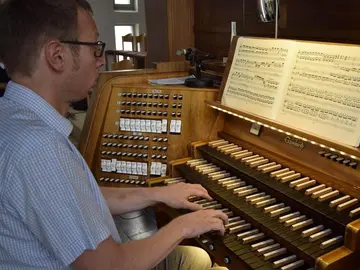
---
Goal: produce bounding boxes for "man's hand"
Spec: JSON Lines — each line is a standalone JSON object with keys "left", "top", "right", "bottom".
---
{"left": 154, "top": 182, "right": 213, "bottom": 211}
{"left": 171, "top": 209, "right": 229, "bottom": 238}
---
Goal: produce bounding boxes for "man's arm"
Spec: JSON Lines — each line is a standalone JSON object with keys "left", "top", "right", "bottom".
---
{"left": 100, "top": 183, "right": 213, "bottom": 215}
{"left": 73, "top": 209, "right": 228, "bottom": 270}
{"left": 100, "top": 186, "right": 158, "bottom": 215}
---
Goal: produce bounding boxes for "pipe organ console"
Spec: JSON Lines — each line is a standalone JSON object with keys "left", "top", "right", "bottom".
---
{"left": 149, "top": 132, "right": 360, "bottom": 269}
{"left": 144, "top": 39, "right": 360, "bottom": 269}
{"left": 79, "top": 62, "right": 220, "bottom": 186}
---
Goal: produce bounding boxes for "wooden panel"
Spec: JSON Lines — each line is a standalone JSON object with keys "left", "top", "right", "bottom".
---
{"left": 194, "top": 0, "right": 360, "bottom": 64}
{"left": 144, "top": 0, "right": 169, "bottom": 67}
{"left": 167, "top": 0, "right": 194, "bottom": 61}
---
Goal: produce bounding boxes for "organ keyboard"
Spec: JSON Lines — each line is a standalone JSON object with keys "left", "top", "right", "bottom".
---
{"left": 149, "top": 137, "right": 360, "bottom": 269}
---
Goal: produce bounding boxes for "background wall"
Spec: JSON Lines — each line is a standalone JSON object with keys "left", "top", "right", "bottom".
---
{"left": 88, "top": 0, "right": 146, "bottom": 51}
{"left": 194, "top": 0, "right": 360, "bottom": 59}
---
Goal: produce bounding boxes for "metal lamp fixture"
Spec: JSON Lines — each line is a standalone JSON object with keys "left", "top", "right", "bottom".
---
{"left": 257, "top": 0, "right": 280, "bottom": 38}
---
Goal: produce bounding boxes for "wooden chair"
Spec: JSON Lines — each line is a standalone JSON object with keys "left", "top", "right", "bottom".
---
{"left": 122, "top": 33, "right": 135, "bottom": 52}
{"left": 111, "top": 59, "right": 134, "bottom": 70}
{"left": 135, "top": 33, "right": 147, "bottom": 52}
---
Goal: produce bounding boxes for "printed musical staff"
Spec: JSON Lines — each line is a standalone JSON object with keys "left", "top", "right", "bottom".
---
{"left": 278, "top": 42, "right": 360, "bottom": 146}
{"left": 222, "top": 37, "right": 294, "bottom": 118}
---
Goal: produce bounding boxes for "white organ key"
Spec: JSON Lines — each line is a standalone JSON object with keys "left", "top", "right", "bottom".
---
{"left": 262, "top": 164, "right": 282, "bottom": 173}
{"left": 264, "top": 203, "right": 285, "bottom": 214}
{"left": 350, "top": 207, "right": 360, "bottom": 218}
{"left": 270, "top": 168, "right": 290, "bottom": 177}
{"left": 309, "top": 229, "right": 332, "bottom": 242}
{"left": 241, "top": 154, "right": 260, "bottom": 162}
{"left": 228, "top": 216, "right": 242, "bottom": 223}
{"left": 234, "top": 151, "right": 253, "bottom": 159}
{"left": 211, "top": 173, "right": 231, "bottom": 181}
{"left": 278, "top": 212, "right": 300, "bottom": 223}
{"left": 284, "top": 215, "right": 307, "bottom": 227}
{"left": 218, "top": 176, "right": 237, "bottom": 183}
{"left": 249, "top": 195, "right": 271, "bottom": 205}
{"left": 311, "top": 187, "right": 333, "bottom": 199}
{"left": 249, "top": 158, "right": 269, "bottom": 168}
{"left": 224, "top": 147, "right": 242, "bottom": 154}
{"left": 226, "top": 182, "right": 246, "bottom": 190}
{"left": 289, "top": 177, "right": 310, "bottom": 188}
{"left": 208, "top": 170, "right": 227, "bottom": 177}
{"left": 237, "top": 229, "right": 259, "bottom": 240}
{"left": 301, "top": 225, "right": 324, "bottom": 238}
{"left": 245, "top": 192, "right": 266, "bottom": 202}
{"left": 233, "top": 185, "right": 252, "bottom": 194}
{"left": 272, "top": 255, "right": 297, "bottom": 268}
{"left": 257, "top": 243, "right": 281, "bottom": 255}
{"left": 270, "top": 206, "right": 291, "bottom": 217}
{"left": 280, "top": 260, "right": 304, "bottom": 270}
{"left": 242, "top": 233, "right": 265, "bottom": 244}
{"left": 217, "top": 143, "right": 235, "bottom": 150}
{"left": 295, "top": 180, "right": 316, "bottom": 191}
{"left": 263, "top": 248, "right": 287, "bottom": 260}
{"left": 257, "top": 161, "right": 276, "bottom": 171}
{"left": 228, "top": 223, "right": 251, "bottom": 234}
{"left": 225, "top": 219, "right": 246, "bottom": 230}
{"left": 244, "top": 156, "right": 264, "bottom": 164}
{"left": 320, "top": 236, "right": 343, "bottom": 249}
{"left": 255, "top": 198, "right": 277, "bottom": 208}
{"left": 318, "top": 190, "right": 339, "bottom": 202}
{"left": 220, "top": 178, "right": 241, "bottom": 186}
{"left": 201, "top": 167, "right": 220, "bottom": 174}
{"left": 230, "top": 150, "right": 249, "bottom": 158}
{"left": 186, "top": 158, "right": 204, "bottom": 164}
{"left": 281, "top": 173, "right": 301, "bottom": 183}
{"left": 275, "top": 170, "right": 295, "bottom": 180}
{"left": 329, "top": 195, "right": 351, "bottom": 208}
{"left": 251, "top": 239, "right": 275, "bottom": 251}
{"left": 208, "top": 139, "right": 227, "bottom": 147}
{"left": 305, "top": 184, "right": 326, "bottom": 195}
{"left": 291, "top": 219, "right": 313, "bottom": 231}
{"left": 210, "top": 140, "right": 229, "bottom": 148}
{"left": 237, "top": 188, "right": 258, "bottom": 197}
{"left": 337, "top": 198, "right": 358, "bottom": 211}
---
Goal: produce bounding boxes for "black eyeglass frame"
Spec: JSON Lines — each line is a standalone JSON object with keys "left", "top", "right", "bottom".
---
{"left": 60, "top": 40, "right": 106, "bottom": 57}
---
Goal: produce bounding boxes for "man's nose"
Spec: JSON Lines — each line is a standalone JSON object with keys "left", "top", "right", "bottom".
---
{"left": 97, "top": 55, "right": 106, "bottom": 68}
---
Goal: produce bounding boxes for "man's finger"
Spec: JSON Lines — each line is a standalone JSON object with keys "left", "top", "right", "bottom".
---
{"left": 183, "top": 201, "right": 202, "bottom": 211}
{"left": 189, "top": 189, "right": 212, "bottom": 201}
{"left": 211, "top": 210, "right": 229, "bottom": 224}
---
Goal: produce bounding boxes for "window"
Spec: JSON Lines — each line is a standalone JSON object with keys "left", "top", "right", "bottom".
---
{"left": 114, "top": 25, "right": 135, "bottom": 51}
{"left": 114, "top": 0, "right": 137, "bottom": 12}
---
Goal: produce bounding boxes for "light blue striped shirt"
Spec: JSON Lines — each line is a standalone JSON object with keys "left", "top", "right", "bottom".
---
{"left": 0, "top": 81, "right": 121, "bottom": 269}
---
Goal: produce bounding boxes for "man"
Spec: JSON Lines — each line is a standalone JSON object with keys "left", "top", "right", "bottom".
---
{"left": 0, "top": 0, "right": 229, "bottom": 269}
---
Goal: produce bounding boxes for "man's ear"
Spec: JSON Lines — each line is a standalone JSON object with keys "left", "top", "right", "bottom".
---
{"left": 44, "top": 41, "right": 66, "bottom": 72}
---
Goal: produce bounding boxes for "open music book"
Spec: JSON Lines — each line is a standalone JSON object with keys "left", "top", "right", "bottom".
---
{"left": 222, "top": 37, "right": 360, "bottom": 147}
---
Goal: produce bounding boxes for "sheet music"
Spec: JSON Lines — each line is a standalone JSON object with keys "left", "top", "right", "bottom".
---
{"left": 277, "top": 42, "right": 360, "bottom": 146}
{"left": 222, "top": 37, "right": 295, "bottom": 119}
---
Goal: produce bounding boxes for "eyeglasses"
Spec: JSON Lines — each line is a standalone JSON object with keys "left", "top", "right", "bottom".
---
{"left": 60, "top": 40, "right": 106, "bottom": 57}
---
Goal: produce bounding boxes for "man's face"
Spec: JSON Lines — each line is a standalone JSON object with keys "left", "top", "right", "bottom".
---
{"left": 65, "top": 8, "right": 105, "bottom": 102}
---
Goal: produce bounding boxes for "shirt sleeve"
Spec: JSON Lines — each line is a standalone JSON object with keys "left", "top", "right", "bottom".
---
{"left": 4, "top": 135, "right": 112, "bottom": 267}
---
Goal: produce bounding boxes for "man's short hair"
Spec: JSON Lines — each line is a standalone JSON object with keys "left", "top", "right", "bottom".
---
{"left": 0, "top": 0, "right": 93, "bottom": 77}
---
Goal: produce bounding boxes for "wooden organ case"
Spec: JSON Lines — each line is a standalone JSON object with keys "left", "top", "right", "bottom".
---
{"left": 79, "top": 62, "right": 220, "bottom": 186}
{"left": 148, "top": 38, "right": 360, "bottom": 269}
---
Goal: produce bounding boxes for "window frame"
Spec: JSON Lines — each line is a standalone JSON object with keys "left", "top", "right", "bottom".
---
{"left": 113, "top": 0, "right": 137, "bottom": 12}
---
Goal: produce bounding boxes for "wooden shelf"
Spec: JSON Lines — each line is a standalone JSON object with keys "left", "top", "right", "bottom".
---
{"left": 206, "top": 100, "right": 360, "bottom": 160}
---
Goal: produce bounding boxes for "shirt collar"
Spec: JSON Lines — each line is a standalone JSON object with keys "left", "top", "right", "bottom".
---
{"left": 4, "top": 80, "right": 73, "bottom": 137}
